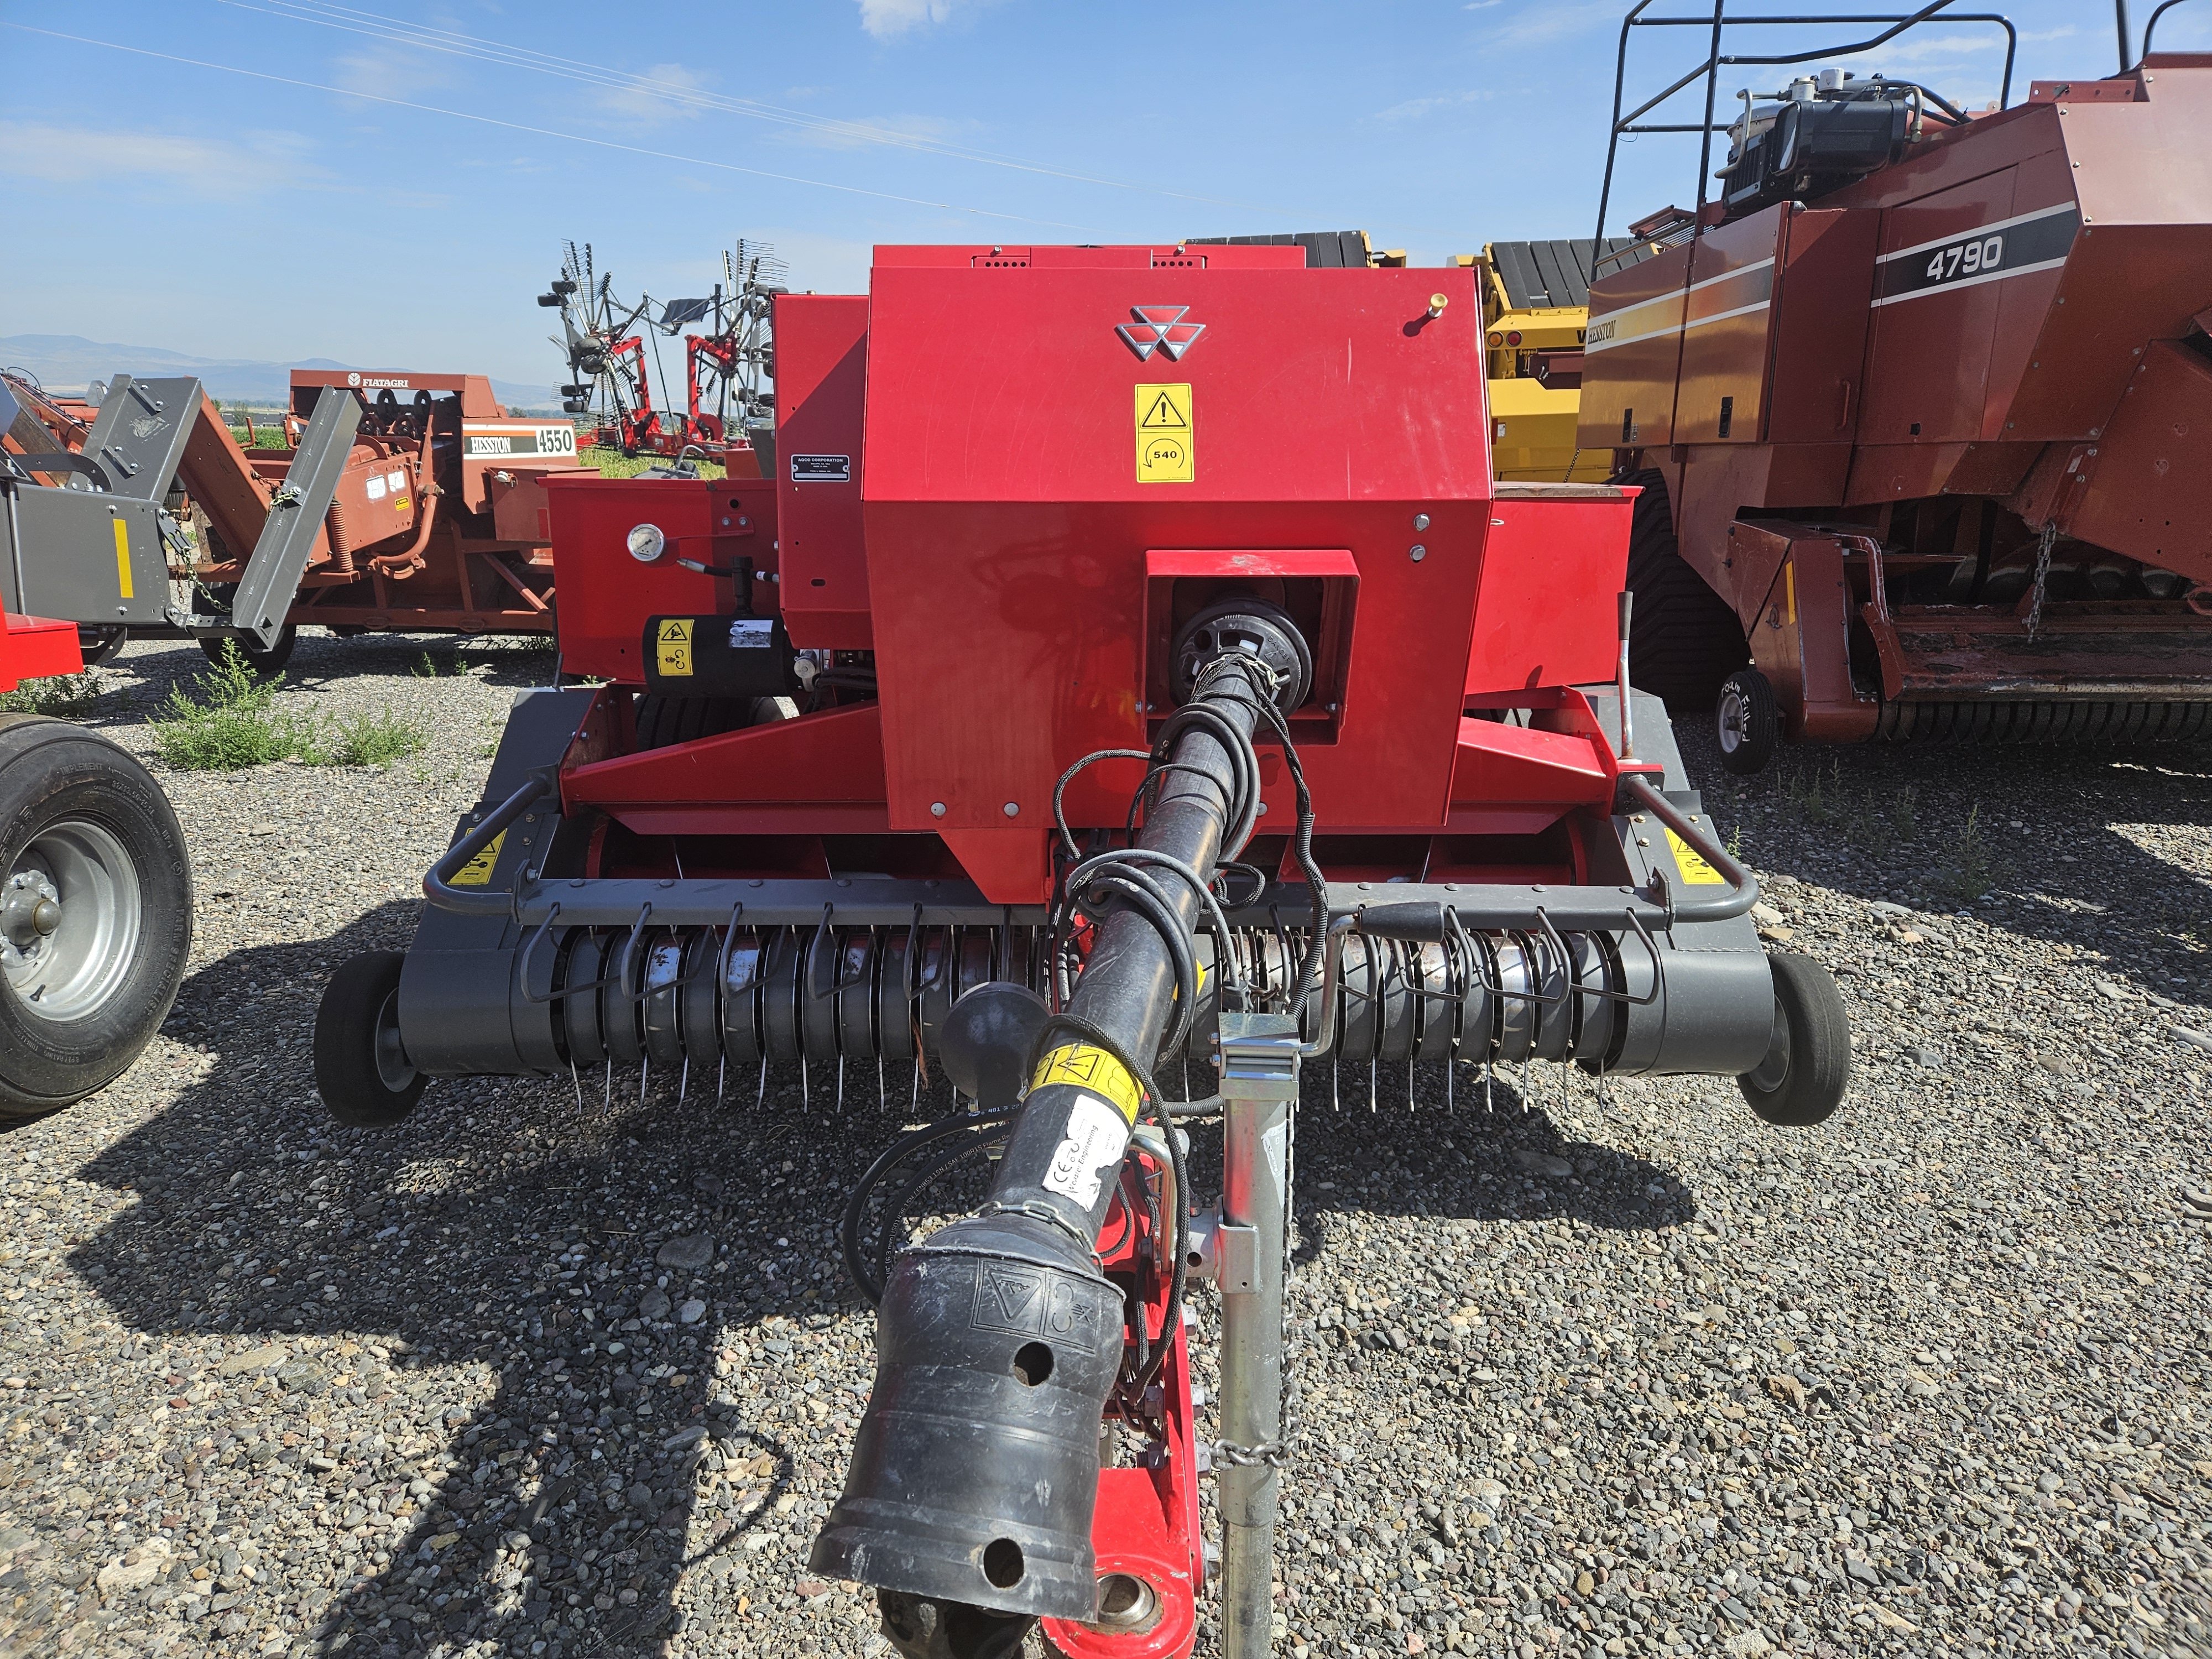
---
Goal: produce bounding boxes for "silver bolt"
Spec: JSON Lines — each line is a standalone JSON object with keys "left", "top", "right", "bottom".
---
{"left": 1003, "top": 802, "right": 1020, "bottom": 818}
{"left": 1412, "top": 513, "right": 1431, "bottom": 531}
{"left": 1410, "top": 544, "right": 1427, "bottom": 562}
{"left": 930, "top": 802, "right": 946, "bottom": 818}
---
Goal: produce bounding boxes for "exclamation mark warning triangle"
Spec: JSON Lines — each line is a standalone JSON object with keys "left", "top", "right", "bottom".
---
{"left": 1139, "top": 388, "right": 1188, "bottom": 429}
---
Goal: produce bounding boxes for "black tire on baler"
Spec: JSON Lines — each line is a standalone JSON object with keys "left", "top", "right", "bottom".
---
{"left": 1736, "top": 952, "right": 1850, "bottom": 1127}
{"left": 315, "top": 950, "right": 427, "bottom": 1129}
{"left": 1623, "top": 469, "right": 1748, "bottom": 713}
{"left": 201, "top": 627, "right": 297, "bottom": 676}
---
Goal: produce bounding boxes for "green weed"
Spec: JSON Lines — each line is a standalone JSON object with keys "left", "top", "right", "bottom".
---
{"left": 580, "top": 446, "right": 727, "bottom": 481}
{"left": 0, "top": 670, "right": 111, "bottom": 716}
{"left": 302, "top": 707, "right": 429, "bottom": 768}
{"left": 149, "top": 641, "right": 306, "bottom": 769}
{"left": 150, "top": 641, "right": 425, "bottom": 769}
{"left": 1889, "top": 784, "right": 1918, "bottom": 841}
{"left": 1940, "top": 803, "right": 1999, "bottom": 902}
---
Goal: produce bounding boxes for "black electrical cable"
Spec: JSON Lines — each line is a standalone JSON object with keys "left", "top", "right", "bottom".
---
{"left": 841, "top": 1107, "right": 1019, "bottom": 1306}
{"left": 872, "top": 1133, "right": 1009, "bottom": 1298}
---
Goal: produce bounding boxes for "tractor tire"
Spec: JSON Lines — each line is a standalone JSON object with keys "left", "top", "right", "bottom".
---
{"left": 1623, "top": 469, "right": 1747, "bottom": 713}
{"left": 76, "top": 625, "right": 129, "bottom": 667}
{"left": 632, "top": 695, "right": 759, "bottom": 752}
{"left": 0, "top": 714, "right": 192, "bottom": 1116}
{"left": 1715, "top": 667, "right": 1780, "bottom": 775}
{"left": 1737, "top": 951, "right": 1850, "bottom": 1127}
{"left": 314, "top": 950, "right": 427, "bottom": 1129}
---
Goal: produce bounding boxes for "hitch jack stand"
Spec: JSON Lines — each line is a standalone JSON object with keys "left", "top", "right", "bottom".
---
{"left": 1214, "top": 1011, "right": 1301, "bottom": 1659}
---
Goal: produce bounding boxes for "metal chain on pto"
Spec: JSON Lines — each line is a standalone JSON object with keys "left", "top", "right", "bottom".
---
{"left": 2025, "top": 519, "right": 2059, "bottom": 641}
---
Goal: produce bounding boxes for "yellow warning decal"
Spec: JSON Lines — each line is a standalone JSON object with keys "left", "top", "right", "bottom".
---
{"left": 450, "top": 829, "right": 507, "bottom": 888}
{"left": 656, "top": 617, "right": 694, "bottom": 677}
{"left": 1030, "top": 1042, "right": 1143, "bottom": 1124}
{"left": 1134, "top": 383, "right": 1193, "bottom": 483}
{"left": 112, "top": 518, "right": 133, "bottom": 601}
{"left": 1665, "top": 827, "right": 1726, "bottom": 885}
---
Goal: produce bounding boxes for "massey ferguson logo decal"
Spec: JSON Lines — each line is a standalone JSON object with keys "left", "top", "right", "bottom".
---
{"left": 1117, "top": 305, "right": 1206, "bottom": 362}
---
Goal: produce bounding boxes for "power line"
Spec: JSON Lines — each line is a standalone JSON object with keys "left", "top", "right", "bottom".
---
{"left": 217, "top": 0, "right": 1291, "bottom": 214}
{"left": 1, "top": 21, "right": 1100, "bottom": 231}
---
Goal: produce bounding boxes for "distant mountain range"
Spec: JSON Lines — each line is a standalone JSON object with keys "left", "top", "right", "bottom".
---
{"left": 0, "top": 335, "right": 558, "bottom": 412}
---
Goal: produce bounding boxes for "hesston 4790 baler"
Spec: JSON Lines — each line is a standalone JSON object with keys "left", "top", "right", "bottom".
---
{"left": 1581, "top": 0, "right": 2212, "bottom": 770}
{"left": 315, "top": 241, "right": 1850, "bottom": 1658}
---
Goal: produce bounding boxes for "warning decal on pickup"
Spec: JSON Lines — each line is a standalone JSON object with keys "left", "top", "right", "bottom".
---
{"left": 450, "top": 830, "right": 507, "bottom": 888}
{"left": 1665, "top": 827, "right": 1726, "bottom": 885}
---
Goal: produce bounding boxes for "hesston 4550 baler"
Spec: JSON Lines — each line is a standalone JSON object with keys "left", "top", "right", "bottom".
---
{"left": 1, "top": 367, "right": 591, "bottom": 672}
{"left": 1582, "top": 1, "right": 2212, "bottom": 771}
{"left": 314, "top": 242, "right": 1850, "bottom": 1658}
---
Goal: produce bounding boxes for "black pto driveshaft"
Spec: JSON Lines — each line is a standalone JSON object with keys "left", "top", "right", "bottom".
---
{"left": 811, "top": 598, "right": 1313, "bottom": 1659}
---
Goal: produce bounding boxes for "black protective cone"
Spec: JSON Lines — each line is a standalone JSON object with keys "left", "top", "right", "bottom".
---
{"left": 810, "top": 1212, "right": 1119, "bottom": 1623}
{"left": 936, "top": 982, "right": 1050, "bottom": 1109}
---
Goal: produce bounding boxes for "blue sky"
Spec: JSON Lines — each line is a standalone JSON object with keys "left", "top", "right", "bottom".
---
{"left": 3, "top": 0, "right": 2198, "bottom": 388}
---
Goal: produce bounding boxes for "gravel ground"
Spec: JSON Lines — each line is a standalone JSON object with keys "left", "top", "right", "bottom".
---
{"left": 0, "top": 635, "right": 2206, "bottom": 1659}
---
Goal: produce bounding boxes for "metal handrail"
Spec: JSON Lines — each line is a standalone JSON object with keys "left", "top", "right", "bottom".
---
{"left": 1589, "top": 1, "right": 2020, "bottom": 282}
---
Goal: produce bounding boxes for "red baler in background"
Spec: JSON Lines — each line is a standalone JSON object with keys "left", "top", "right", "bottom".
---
{"left": 1580, "top": 1, "right": 2212, "bottom": 770}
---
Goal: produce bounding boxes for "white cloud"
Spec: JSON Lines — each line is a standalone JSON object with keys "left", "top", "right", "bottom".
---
{"left": 593, "top": 62, "right": 718, "bottom": 123}
{"left": 1376, "top": 88, "right": 1501, "bottom": 123}
{"left": 0, "top": 121, "right": 329, "bottom": 204}
{"left": 1845, "top": 31, "right": 2007, "bottom": 66}
{"left": 857, "top": 0, "right": 999, "bottom": 38}
{"left": 1486, "top": 0, "right": 1620, "bottom": 49}
{"left": 333, "top": 41, "right": 460, "bottom": 101}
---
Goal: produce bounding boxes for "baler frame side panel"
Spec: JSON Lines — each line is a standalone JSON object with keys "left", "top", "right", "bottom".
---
{"left": 775, "top": 295, "right": 874, "bottom": 650}
{"left": 2064, "top": 337, "right": 2212, "bottom": 582}
{"left": 1464, "top": 489, "right": 1634, "bottom": 695}
{"left": 1855, "top": 163, "right": 2024, "bottom": 451}
{"left": 1579, "top": 239, "right": 1696, "bottom": 453}
{"left": 1673, "top": 204, "right": 1789, "bottom": 448}
{"left": 1764, "top": 207, "right": 1882, "bottom": 448}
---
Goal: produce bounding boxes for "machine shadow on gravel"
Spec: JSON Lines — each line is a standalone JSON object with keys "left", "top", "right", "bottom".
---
{"left": 53, "top": 907, "right": 1700, "bottom": 1659}
{"left": 57, "top": 906, "right": 868, "bottom": 1659}
{"left": 1677, "top": 724, "right": 2212, "bottom": 1014}
{"left": 1264, "top": 1065, "right": 1699, "bottom": 1251}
